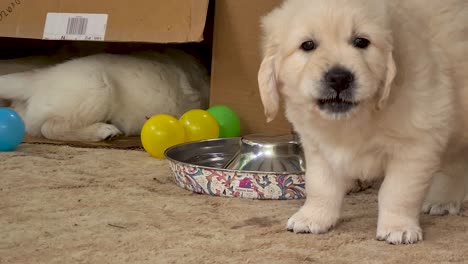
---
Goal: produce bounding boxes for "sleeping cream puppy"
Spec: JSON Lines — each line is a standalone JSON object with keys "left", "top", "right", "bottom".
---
{"left": 0, "top": 55, "right": 61, "bottom": 108}
{"left": 258, "top": 0, "right": 467, "bottom": 244}
{"left": 0, "top": 49, "right": 209, "bottom": 141}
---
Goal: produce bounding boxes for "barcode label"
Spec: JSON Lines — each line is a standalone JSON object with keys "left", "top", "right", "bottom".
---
{"left": 43, "top": 13, "right": 107, "bottom": 41}
{"left": 66, "top": 17, "right": 88, "bottom": 35}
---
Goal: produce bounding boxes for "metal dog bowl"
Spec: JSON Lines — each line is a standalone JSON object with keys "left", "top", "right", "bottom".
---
{"left": 165, "top": 135, "right": 306, "bottom": 200}
{"left": 224, "top": 134, "right": 305, "bottom": 173}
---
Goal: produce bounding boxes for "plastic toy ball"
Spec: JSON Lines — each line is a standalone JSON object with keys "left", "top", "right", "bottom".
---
{"left": 0, "top": 108, "right": 26, "bottom": 152}
{"left": 141, "top": 114, "right": 185, "bottom": 159}
{"left": 207, "top": 105, "right": 241, "bottom": 138}
{"left": 179, "top": 109, "right": 219, "bottom": 142}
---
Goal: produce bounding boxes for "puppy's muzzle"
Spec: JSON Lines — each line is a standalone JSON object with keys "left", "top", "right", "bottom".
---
{"left": 325, "top": 67, "right": 354, "bottom": 93}
{"left": 317, "top": 67, "right": 358, "bottom": 114}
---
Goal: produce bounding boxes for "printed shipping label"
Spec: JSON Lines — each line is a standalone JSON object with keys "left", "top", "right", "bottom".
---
{"left": 43, "top": 13, "right": 108, "bottom": 41}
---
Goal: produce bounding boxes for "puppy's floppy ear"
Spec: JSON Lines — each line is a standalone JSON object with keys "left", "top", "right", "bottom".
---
{"left": 258, "top": 7, "right": 287, "bottom": 122}
{"left": 377, "top": 51, "right": 396, "bottom": 110}
{"left": 258, "top": 43, "right": 280, "bottom": 123}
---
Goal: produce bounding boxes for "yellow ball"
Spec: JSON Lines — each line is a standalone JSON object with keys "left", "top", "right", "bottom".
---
{"left": 141, "top": 114, "right": 185, "bottom": 159}
{"left": 179, "top": 109, "right": 219, "bottom": 142}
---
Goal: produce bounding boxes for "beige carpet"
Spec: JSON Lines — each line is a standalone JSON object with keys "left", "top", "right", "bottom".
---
{"left": 1, "top": 144, "right": 467, "bottom": 264}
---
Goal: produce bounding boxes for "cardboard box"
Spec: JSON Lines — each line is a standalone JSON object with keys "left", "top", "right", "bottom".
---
{"left": 0, "top": 0, "right": 209, "bottom": 43}
{"left": 210, "top": 0, "right": 291, "bottom": 135}
{"left": 1, "top": 0, "right": 289, "bottom": 136}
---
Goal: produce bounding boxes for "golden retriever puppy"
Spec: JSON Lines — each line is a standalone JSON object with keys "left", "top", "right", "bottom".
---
{"left": 258, "top": 0, "right": 467, "bottom": 244}
{"left": 0, "top": 49, "right": 209, "bottom": 142}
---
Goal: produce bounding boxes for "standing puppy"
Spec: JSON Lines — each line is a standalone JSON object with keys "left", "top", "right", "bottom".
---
{"left": 258, "top": 0, "right": 467, "bottom": 244}
{"left": 0, "top": 49, "right": 209, "bottom": 142}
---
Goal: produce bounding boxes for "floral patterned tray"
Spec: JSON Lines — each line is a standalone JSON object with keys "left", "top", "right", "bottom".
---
{"left": 164, "top": 138, "right": 305, "bottom": 200}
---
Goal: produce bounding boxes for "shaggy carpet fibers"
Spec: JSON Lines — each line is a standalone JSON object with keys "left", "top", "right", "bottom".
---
{"left": 1, "top": 144, "right": 467, "bottom": 264}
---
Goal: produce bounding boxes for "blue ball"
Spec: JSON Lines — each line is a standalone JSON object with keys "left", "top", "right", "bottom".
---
{"left": 0, "top": 108, "right": 26, "bottom": 151}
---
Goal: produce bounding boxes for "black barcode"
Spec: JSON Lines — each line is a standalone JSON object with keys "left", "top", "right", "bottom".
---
{"left": 66, "top": 17, "right": 88, "bottom": 35}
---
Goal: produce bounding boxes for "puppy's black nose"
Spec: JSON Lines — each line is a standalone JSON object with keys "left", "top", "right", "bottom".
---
{"left": 325, "top": 67, "right": 354, "bottom": 93}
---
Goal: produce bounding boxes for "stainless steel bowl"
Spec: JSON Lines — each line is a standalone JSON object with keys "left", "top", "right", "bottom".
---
{"left": 223, "top": 134, "right": 305, "bottom": 173}
{"left": 164, "top": 135, "right": 306, "bottom": 200}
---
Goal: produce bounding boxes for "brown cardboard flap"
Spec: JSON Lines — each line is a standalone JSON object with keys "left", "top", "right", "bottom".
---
{"left": 22, "top": 135, "right": 143, "bottom": 150}
{"left": 210, "top": 0, "right": 291, "bottom": 135}
{"left": 0, "top": 0, "right": 209, "bottom": 43}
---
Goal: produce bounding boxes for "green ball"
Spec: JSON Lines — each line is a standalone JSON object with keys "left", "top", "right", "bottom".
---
{"left": 207, "top": 105, "right": 241, "bottom": 138}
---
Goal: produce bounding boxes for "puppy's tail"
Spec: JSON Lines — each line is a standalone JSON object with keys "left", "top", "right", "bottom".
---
{"left": 0, "top": 70, "right": 36, "bottom": 101}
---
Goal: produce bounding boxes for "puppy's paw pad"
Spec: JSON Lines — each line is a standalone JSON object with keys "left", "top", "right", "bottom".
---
{"left": 286, "top": 208, "right": 336, "bottom": 234}
{"left": 97, "top": 124, "right": 122, "bottom": 140}
{"left": 422, "top": 201, "right": 461, "bottom": 216}
{"left": 376, "top": 225, "right": 422, "bottom": 245}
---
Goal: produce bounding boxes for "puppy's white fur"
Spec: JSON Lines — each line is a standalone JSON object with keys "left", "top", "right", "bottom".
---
{"left": 0, "top": 49, "right": 209, "bottom": 141}
{"left": 259, "top": 0, "right": 468, "bottom": 244}
{"left": 0, "top": 55, "right": 60, "bottom": 107}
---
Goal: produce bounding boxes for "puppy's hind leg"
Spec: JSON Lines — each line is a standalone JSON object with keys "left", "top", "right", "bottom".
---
{"left": 41, "top": 118, "right": 122, "bottom": 142}
{"left": 422, "top": 149, "right": 468, "bottom": 215}
{"left": 29, "top": 69, "right": 122, "bottom": 142}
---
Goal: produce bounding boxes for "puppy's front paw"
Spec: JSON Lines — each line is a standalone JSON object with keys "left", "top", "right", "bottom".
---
{"left": 287, "top": 205, "right": 338, "bottom": 234}
{"left": 422, "top": 201, "right": 461, "bottom": 216}
{"left": 97, "top": 124, "right": 122, "bottom": 140}
{"left": 376, "top": 222, "right": 423, "bottom": 245}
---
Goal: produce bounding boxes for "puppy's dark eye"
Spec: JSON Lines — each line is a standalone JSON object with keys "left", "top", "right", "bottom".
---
{"left": 300, "top": 40, "right": 316, "bottom": 51}
{"left": 353, "top": 37, "right": 370, "bottom": 49}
